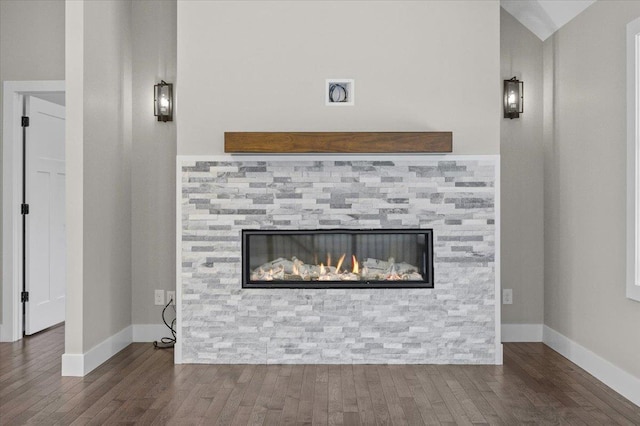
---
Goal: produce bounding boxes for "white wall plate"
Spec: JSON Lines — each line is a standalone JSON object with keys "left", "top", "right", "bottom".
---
{"left": 326, "top": 79, "right": 354, "bottom": 106}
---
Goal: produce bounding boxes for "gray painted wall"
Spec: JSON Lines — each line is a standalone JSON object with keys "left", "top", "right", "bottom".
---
{"left": 0, "top": 0, "right": 65, "bottom": 80}
{"left": 65, "top": 0, "right": 84, "bottom": 354}
{"left": 80, "top": 0, "right": 133, "bottom": 351}
{"left": 1, "top": 0, "right": 177, "bottom": 347}
{"left": 500, "top": 9, "right": 544, "bottom": 325}
{"left": 66, "top": 0, "right": 177, "bottom": 353}
{"left": 0, "top": 0, "right": 65, "bottom": 325}
{"left": 543, "top": 0, "right": 640, "bottom": 378}
{"left": 131, "top": 1, "right": 177, "bottom": 325}
{"left": 176, "top": 1, "right": 500, "bottom": 156}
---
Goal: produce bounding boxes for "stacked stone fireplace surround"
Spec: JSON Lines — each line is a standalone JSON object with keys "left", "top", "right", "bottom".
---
{"left": 178, "top": 155, "right": 500, "bottom": 364}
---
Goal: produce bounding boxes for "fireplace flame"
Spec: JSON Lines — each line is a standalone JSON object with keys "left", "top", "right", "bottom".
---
{"left": 336, "top": 253, "right": 346, "bottom": 272}
{"left": 327, "top": 253, "right": 332, "bottom": 268}
{"left": 251, "top": 252, "right": 423, "bottom": 282}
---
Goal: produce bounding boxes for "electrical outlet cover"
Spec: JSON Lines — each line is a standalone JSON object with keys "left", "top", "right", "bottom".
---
{"left": 167, "top": 291, "right": 176, "bottom": 305}
{"left": 502, "top": 289, "right": 513, "bottom": 305}
{"left": 155, "top": 289, "right": 165, "bottom": 306}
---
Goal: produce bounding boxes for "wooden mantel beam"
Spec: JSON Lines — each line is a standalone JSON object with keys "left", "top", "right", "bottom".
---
{"left": 224, "top": 132, "right": 452, "bottom": 153}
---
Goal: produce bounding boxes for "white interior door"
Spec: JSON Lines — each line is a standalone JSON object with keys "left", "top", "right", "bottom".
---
{"left": 24, "top": 96, "right": 66, "bottom": 335}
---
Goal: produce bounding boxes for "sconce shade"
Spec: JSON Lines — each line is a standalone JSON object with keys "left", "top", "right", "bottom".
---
{"left": 154, "top": 80, "right": 173, "bottom": 122}
{"left": 503, "top": 77, "right": 523, "bottom": 119}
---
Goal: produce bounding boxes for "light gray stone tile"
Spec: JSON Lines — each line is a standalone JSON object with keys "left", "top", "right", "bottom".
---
{"left": 179, "top": 158, "right": 497, "bottom": 364}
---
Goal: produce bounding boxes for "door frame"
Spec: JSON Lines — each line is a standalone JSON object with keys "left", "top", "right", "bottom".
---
{"left": 1, "top": 80, "right": 65, "bottom": 342}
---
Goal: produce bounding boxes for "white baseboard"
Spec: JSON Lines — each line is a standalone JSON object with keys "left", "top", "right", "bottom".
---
{"left": 61, "top": 353, "right": 85, "bottom": 376}
{"left": 62, "top": 325, "right": 132, "bottom": 376}
{"left": 502, "top": 323, "right": 543, "bottom": 342}
{"left": 543, "top": 325, "right": 640, "bottom": 407}
{"left": 132, "top": 324, "right": 168, "bottom": 342}
{"left": 60, "top": 324, "right": 168, "bottom": 376}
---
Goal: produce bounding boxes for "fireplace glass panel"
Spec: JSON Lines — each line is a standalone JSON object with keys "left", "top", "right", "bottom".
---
{"left": 242, "top": 229, "right": 433, "bottom": 288}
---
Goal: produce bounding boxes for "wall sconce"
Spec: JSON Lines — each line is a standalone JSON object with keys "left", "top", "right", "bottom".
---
{"left": 503, "top": 77, "right": 524, "bottom": 119}
{"left": 154, "top": 80, "right": 173, "bottom": 122}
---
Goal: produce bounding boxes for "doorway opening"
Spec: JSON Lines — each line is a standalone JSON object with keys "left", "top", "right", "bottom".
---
{"left": 1, "top": 81, "right": 66, "bottom": 342}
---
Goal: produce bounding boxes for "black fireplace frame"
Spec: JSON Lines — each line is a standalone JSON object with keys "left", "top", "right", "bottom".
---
{"left": 242, "top": 228, "right": 434, "bottom": 289}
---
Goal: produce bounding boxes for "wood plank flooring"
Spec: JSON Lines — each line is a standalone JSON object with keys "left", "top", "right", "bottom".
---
{"left": 1, "top": 325, "right": 639, "bottom": 425}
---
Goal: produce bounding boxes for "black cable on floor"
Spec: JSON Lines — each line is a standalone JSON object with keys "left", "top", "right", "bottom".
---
{"left": 153, "top": 297, "right": 176, "bottom": 349}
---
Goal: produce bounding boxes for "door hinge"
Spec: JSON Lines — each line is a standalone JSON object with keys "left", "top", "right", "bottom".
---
{"left": 21, "top": 291, "right": 29, "bottom": 303}
{"left": 21, "top": 204, "right": 29, "bottom": 215}
{"left": 21, "top": 116, "right": 29, "bottom": 127}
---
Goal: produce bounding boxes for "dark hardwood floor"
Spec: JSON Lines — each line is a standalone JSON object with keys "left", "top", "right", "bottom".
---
{"left": 1, "top": 325, "right": 639, "bottom": 425}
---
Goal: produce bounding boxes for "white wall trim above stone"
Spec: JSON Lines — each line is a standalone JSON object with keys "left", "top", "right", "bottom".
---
{"left": 176, "top": 154, "right": 501, "bottom": 163}
{"left": 543, "top": 325, "right": 640, "bottom": 407}
{"left": 501, "top": 323, "right": 543, "bottom": 342}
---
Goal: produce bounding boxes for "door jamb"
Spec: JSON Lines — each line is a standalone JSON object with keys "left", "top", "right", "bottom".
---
{"left": 1, "top": 80, "right": 65, "bottom": 342}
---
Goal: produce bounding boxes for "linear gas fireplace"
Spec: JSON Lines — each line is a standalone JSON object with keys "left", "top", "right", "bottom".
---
{"left": 242, "top": 229, "right": 434, "bottom": 289}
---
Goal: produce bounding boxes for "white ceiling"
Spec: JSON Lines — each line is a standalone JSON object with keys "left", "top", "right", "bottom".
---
{"left": 501, "top": 0, "right": 597, "bottom": 41}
